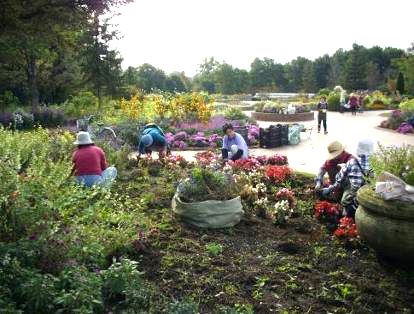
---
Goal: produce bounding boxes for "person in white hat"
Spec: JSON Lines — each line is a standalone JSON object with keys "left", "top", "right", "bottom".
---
{"left": 322, "top": 139, "right": 374, "bottom": 217}
{"left": 72, "top": 132, "right": 117, "bottom": 187}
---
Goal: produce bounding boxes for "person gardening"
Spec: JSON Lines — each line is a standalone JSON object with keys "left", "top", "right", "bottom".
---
{"left": 315, "top": 141, "right": 354, "bottom": 197}
{"left": 317, "top": 96, "right": 328, "bottom": 134}
{"left": 222, "top": 123, "right": 249, "bottom": 161}
{"left": 137, "top": 123, "right": 170, "bottom": 159}
{"left": 321, "top": 139, "right": 374, "bottom": 217}
{"left": 72, "top": 131, "right": 117, "bottom": 187}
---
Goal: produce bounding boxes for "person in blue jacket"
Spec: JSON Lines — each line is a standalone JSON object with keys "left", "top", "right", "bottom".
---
{"left": 138, "top": 124, "right": 170, "bottom": 158}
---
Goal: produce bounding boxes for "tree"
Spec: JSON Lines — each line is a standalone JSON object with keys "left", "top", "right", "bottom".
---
{"left": 284, "top": 57, "right": 309, "bottom": 92}
{"left": 136, "top": 64, "right": 167, "bottom": 92}
{"left": 249, "top": 58, "right": 281, "bottom": 92}
{"left": 396, "top": 72, "right": 405, "bottom": 94}
{"left": 165, "top": 72, "right": 188, "bottom": 92}
{"left": 365, "top": 61, "right": 382, "bottom": 90}
{"left": 313, "top": 55, "right": 331, "bottom": 90}
{"left": 302, "top": 62, "right": 317, "bottom": 92}
{"left": 81, "top": 17, "right": 124, "bottom": 107}
{"left": 343, "top": 44, "right": 368, "bottom": 90}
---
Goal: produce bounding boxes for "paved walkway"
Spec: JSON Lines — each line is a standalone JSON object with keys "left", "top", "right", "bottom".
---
{"left": 174, "top": 111, "right": 414, "bottom": 174}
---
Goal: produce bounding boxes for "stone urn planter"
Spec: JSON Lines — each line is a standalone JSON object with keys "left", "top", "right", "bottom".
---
{"left": 355, "top": 186, "right": 414, "bottom": 262}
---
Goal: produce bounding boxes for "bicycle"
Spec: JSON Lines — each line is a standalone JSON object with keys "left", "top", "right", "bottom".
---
{"left": 76, "top": 115, "right": 124, "bottom": 149}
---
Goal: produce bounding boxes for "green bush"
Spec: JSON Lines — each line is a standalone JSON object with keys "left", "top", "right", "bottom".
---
{"left": 254, "top": 101, "right": 266, "bottom": 112}
{"left": 177, "top": 167, "right": 239, "bottom": 202}
{"left": 0, "top": 90, "right": 21, "bottom": 111}
{"left": 318, "top": 88, "right": 331, "bottom": 96}
{"left": 370, "top": 144, "right": 414, "bottom": 185}
{"left": 166, "top": 299, "right": 199, "bottom": 314}
{"left": 224, "top": 107, "right": 248, "bottom": 121}
{"left": 102, "top": 258, "right": 151, "bottom": 309}
{"left": 63, "top": 91, "right": 99, "bottom": 118}
{"left": 399, "top": 98, "right": 414, "bottom": 113}
{"left": 327, "top": 93, "right": 340, "bottom": 111}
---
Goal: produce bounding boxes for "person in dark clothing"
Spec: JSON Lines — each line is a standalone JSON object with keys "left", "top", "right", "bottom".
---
{"left": 317, "top": 96, "right": 328, "bottom": 134}
{"left": 348, "top": 94, "right": 359, "bottom": 116}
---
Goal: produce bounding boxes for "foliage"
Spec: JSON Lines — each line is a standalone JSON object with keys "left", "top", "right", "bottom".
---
{"left": 224, "top": 107, "right": 248, "bottom": 121}
{"left": 63, "top": 91, "right": 99, "bottom": 118}
{"left": 33, "top": 107, "right": 65, "bottom": 127}
{"left": 166, "top": 299, "right": 199, "bottom": 314}
{"left": 314, "top": 201, "right": 341, "bottom": 221}
{"left": 399, "top": 98, "right": 414, "bottom": 113}
{"left": 205, "top": 243, "right": 223, "bottom": 256}
{"left": 0, "top": 90, "right": 21, "bottom": 111}
{"left": 177, "top": 167, "right": 239, "bottom": 202}
{"left": 120, "top": 92, "right": 145, "bottom": 120}
{"left": 327, "top": 93, "right": 341, "bottom": 111}
{"left": 369, "top": 144, "right": 414, "bottom": 185}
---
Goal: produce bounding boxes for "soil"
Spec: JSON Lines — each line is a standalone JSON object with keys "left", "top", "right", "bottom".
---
{"left": 115, "top": 168, "right": 414, "bottom": 313}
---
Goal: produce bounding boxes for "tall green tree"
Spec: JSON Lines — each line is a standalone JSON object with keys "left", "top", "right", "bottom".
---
{"left": 396, "top": 72, "right": 405, "bottom": 94}
{"left": 302, "top": 62, "right": 317, "bottom": 92}
{"left": 343, "top": 44, "right": 368, "bottom": 90}
{"left": 136, "top": 63, "right": 167, "bottom": 92}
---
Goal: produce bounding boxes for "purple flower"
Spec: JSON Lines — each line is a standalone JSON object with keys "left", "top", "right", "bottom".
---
{"left": 392, "top": 110, "right": 402, "bottom": 118}
{"left": 397, "top": 122, "right": 413, "bottom": 134}
{"left": 174, "top": 131, "right": 188, "bottom": 141}
{"left": 173, "top": 140, "right": 187, "bottom": 149}
{"left": 165, "top": 132, "right": 174, "bottom": 144}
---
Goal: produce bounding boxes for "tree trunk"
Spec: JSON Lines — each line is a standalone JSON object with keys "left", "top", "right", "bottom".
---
{"left": 28, "top": 55, "right": 39, "bottom": 110}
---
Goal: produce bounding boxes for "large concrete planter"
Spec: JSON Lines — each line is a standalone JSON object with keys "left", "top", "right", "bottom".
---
{"left": 355, "top": 186, "right": 414, "bottom": 262}
{"left": 252, "top": 111, "right": 314, "bottom": 122}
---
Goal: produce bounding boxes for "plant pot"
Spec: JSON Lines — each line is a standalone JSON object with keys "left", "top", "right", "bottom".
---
{"left": 355, "top": 186, "right": 414, "bottom": 262}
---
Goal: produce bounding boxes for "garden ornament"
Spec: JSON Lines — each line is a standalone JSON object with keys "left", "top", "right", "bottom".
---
{"left": 141, "top": 134, "right": 153, "bottom": 147}
{"left": 327, "top": 141, "right": 345, "bottom": 160}
{"left": 73, "top": 131, "right": 93, "bottom": 145}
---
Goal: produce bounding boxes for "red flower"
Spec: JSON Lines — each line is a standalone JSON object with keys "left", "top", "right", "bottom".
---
{"left": 334, "top": 217, "right": 358, "bottom": 239}
{"left": 230, "top": 157, "right": 261, "bottom": 171}
{"left": 314, "top": 201, "right": 340, "bottom": 219}
{"left": 266, "top": 165, "right": 292, "bottom": 184}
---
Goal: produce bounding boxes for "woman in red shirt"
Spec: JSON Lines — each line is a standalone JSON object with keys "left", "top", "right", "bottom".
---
{"left": 72, "top": 132, "right": 117, "bottom": 187}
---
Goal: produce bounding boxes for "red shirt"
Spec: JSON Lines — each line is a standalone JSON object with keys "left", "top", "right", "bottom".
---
{"left": 72, "top": 145, "right": 107, "bottom": 176}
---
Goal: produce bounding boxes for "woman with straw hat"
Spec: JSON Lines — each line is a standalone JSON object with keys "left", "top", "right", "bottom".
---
{"left": 72, "top": 131, "right": 117, "bottom": 187}
{"left": 314, "top": 141, "right": 354, "bottom": 199}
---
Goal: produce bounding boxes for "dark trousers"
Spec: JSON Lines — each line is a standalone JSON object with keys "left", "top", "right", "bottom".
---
{"left": 318, "top": 115, "right": 327, "bottom": 132}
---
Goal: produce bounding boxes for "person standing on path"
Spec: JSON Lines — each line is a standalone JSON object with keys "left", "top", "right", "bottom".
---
{"left": 317, "top": 96, "right": 328, "bottom": 134}
{"left": 349, "top": 93, "right": 359, "bottom": 116}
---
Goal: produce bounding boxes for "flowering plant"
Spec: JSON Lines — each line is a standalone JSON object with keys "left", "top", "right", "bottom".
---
{"left": 174, "top": 131, "right": 188, "bottom": 141}
{"left": 275, "top": 188, "right": 296, "bottom": 208}
{"left": 172, "top": 140, "right": 187, "bottom": 149}
{"left": 208, "top": 133, "right": 222, "bottom": 148}
{"left": 190, "top": 132, "right": 209, "bottom": 147}
{"left": 267, "top": 154, "right": 288, "bottom": 166}
{"left": 164, "top": 155, "right": 187, "bottom": 168}
{"left": 314, "top": 200, "right": 340, "bottom": 220}
{"left": 397, "top": 122, "right": 413, "bottom": 134}
{"left": 195, "top": 151, "right": 218, "bottom": 167}
{"left": 265, "top": 165, "right": 292, "bottom": 184}
{"left": 333, "top": 217, "right": 358, "bottom": 239}
{"left": 229, "top": 157, "right": 262, "bottom": 172}
{"left": 269, "top": 200, "right": 293, "bottom": 225}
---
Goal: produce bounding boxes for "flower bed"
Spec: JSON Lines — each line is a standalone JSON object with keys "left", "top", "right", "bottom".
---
{"left": 252, "top": 111, "right": 314, "bottom": 122}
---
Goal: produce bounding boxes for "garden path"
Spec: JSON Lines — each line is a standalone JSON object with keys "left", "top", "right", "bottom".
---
{"left": 175, "top": 110, "right": 414, "bottom": 174}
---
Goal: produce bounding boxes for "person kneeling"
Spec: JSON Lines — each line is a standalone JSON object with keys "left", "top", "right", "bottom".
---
{"left": 72, "top": 132, "right": 117, "bottom": 188}
{"left": 221, "top": 123, "right": 249, "bottom": 161}
{"left": 321, "top": 139, "right": 374, "bottom": 217}
{"left": 137, "top": 123, "right": 169, "bottom": 159}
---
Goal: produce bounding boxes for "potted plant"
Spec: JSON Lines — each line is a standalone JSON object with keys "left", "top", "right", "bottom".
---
{"left": 356, "top": 145, "right": 414, "bottom": 262}
{"left": 172, "top": 167, "right": 243, "bottom": 228}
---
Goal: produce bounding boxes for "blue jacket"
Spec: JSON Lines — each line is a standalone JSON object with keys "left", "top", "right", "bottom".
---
{"left": 138, "top": 127, "right": 167, "bottom": 154}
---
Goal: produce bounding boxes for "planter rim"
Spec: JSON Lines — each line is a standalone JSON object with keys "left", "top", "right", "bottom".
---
{"left": 357, "top": 186, "right": 414, "bottom": 220}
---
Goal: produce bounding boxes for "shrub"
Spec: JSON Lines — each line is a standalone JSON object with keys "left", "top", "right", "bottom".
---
{"left": 166, "top": 299, "right": 199, "bottom": 314}
{"left": 399, "top": 98, "right": 414, "bottom": 113}
{"left": 0, "top": 90, "right": 21, "bottom": 111}
{"left": 224, "top": 107, "right": 248, "bottom": 121}
{"left": 33, "top": 107, "right": 65, "bottom": 127}
{"left": 370, "top": 144, "right": 414, "bottom": 185}
{"left": 318, "top": 88, "right": 331, "bottom": 96}
{"left": 255, "top": 101, "right": 266, "bottom": 112}
{"left": 63, "top": 91, "right": 99, "bottom": 118}
{"left": 177, "top": 167, "right": 239, "bottom": 202}
{"left": 102, "top": 258, "right": 151, "bottom": 309}
{"left": 0, "top": 111, "right": 14, "bottom": 127}
{"left": 327, "top": 93, "right": 340, "bottom": 111}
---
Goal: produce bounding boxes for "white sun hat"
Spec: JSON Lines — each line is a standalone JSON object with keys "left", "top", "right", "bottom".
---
{"left": 74, "top": 131, "right": 94, "bottom": 145}
{"left": 356, "top": 139, "right": 374, "bottom": 156}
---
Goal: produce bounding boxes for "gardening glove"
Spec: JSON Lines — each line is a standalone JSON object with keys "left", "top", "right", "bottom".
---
{"left": 322, "top": 186, "right": 333, "bottom": 196}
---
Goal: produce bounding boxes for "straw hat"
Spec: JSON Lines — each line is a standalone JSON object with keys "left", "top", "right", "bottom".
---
{"left": 327, "top": 141, "right": 345, "bottom": 160}
{"left": 74, "top": 131, "right": 93, "bottom": 145}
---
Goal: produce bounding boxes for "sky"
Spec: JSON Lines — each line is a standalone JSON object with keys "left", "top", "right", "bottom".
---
{"left": 109, "top": 0, "right": 414, "bottom": 77}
